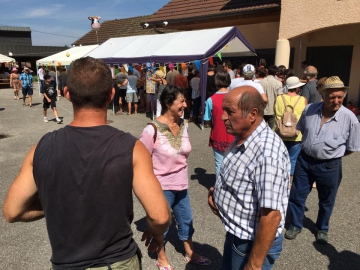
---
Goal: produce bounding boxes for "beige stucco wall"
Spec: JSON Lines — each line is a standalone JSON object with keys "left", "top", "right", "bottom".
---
{"left": 237, "top": 22, "right": 279, "bottom": 49}
{"left": 279, "top": 0, "right": 360, "bottom": 39}
{"left": 290, "top": 23, "right": 360, "bottom": 101}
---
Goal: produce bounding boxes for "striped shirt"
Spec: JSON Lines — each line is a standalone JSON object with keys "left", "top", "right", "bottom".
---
{"left": 297, "top": 103, "right": 360, "bottom": 159}
{"left": 19, "top": 72, "right": 33, "bottom": 88}
{"left": 214, "top": 121, "right": 290, "bottom": 240}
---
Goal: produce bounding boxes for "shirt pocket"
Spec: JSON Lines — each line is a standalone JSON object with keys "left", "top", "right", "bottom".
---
{"left": 324, "top": 132, "right": 346, "bottom": 149}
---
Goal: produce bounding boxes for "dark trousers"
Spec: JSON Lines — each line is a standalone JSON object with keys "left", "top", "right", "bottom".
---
{"left": 289, "top": 151, "right": 342, "bottom": 232}
{"left": 192, "top": 96, "right": 201, "bottom": 120}
{"left": 264, "top": 115, "right": 275, "bottom": 130}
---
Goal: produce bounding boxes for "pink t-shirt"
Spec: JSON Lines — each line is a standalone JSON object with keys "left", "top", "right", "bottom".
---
{"left": 139, "top": 120, "right": 191, "bottom": 191}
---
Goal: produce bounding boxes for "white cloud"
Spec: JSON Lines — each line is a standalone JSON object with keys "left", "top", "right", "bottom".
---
{"left": 25, "top": 4, "right": 64, "bottom": 18}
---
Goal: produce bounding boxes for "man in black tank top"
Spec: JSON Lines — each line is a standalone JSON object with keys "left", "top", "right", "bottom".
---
{"left": 3, "top": 57, "right": 171, "bottom": 270}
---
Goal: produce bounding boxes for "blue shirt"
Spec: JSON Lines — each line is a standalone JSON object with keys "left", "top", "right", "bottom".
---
{"left": 297, "top": 103, "right": 360, "bottom": 159}
{"left": 19, "top": 72, "right": 33, "bottom": 88}
{"left": 214, "top": 121, "right": 290, "bottom": 240}
{"left": 203, "top": 92, "right": 227, "bottom": 121}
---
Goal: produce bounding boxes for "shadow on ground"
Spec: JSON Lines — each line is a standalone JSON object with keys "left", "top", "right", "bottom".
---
{"left": 190, "top": 168, "right": 216, "bottom": 190}
{"left": 313, "top": 241, "right": 360, "bottom": 270}
{"left": 134, "top": 215, "right": 223, "bottom": 269}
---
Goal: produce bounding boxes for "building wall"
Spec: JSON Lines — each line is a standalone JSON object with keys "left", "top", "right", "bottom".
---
{"left": 238, "top": 22, "right": 279, "bottom": 49}
{"left": 279, "top": 0, "right": 360, "bottom": 39}
{"left": 290, "top": 23, "right": 360, "bottom": 101}
{"left": 0, "top": 31, "right": 32, "bottom": 46}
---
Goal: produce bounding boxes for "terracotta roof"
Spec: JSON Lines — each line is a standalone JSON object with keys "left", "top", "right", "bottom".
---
{"left": 72, "top": 15, "right": 177, "bottom": 46}
{"left": 146, "top": 0, "right": 281, "bottom": 23}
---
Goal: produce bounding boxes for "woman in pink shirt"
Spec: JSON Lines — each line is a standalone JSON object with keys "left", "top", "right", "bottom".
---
{"left": 140, "top": 86, "right": 211, "bottom": 270}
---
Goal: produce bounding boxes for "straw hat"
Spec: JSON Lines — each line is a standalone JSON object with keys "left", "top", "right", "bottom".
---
{"left": 318, "top": 76, "right": 348, "bottom": 94}
{"left": 285, "top": 76, "right": 305, "bottom": 89}
{"left": 155, "top": 70, "right": 165, "bottom": 78}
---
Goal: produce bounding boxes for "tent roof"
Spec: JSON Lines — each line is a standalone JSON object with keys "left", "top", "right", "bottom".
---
{"left": 86, "top": 26, "right": 256, "bottom": 64}
{"left": 0, "top": 53, "right": 15, "bottom": 63}
{"left": 36, "top": 45, "right": 99, "bottom": 66}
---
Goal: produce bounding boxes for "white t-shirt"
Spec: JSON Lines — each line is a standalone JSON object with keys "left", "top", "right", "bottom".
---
{"left": 230, "top": 77, "right": 244, "bottom": 90}
{"left": 234, "top": 80, "right": 265, "bottom": 94}
{"left": 38, "top": 68, "right": 44, "bottom": 80}
{"left": 228, "top": 69, "right": 235, "bottom": 80}
{"left": 190, "top": 77, "right": 200, "bottom": 99}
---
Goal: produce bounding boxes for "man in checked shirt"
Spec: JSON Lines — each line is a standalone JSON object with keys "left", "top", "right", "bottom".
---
{"left": 208, "top": 86, "right": 291, "bottom": 270}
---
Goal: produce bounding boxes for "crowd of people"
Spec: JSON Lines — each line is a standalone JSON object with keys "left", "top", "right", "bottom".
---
{"left": 2, "top": 56, "right": 360, "bottom": 270}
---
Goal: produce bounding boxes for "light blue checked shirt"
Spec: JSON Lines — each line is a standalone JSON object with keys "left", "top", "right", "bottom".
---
{"left": 214, "top": 121, "right": 290, "bottom": 240}
{"left": 19, "top": 72, "right": 33, "bottom": 88}
{"left": 297, "top": 103, "right": 360, "bottom": 159}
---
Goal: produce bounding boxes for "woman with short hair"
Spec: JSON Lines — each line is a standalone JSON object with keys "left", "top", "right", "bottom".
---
{"left": 140, "top": 86, "right": 211, "bottom": 270}
{"left": 203, "top": 71, "right": 235, "bottom": 176}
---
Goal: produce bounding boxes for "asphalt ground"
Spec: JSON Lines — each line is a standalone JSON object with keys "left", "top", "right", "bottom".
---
{"left": 0, "top": 85, "right": 359, "bottom": 270}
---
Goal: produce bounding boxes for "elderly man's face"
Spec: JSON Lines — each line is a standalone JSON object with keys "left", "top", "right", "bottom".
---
{"left": 322, "top": 89, "right": 346, "bottom": 112}
{"left": 221, "top": 93, "right": 251, "bottom": 137}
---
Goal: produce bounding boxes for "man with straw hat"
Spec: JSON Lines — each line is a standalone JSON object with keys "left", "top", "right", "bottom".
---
{"left": 285, "top": 76, "right": 360, "bottom": 244}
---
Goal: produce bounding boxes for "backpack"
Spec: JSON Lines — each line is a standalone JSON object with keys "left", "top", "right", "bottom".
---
{"left": 276, "top": 95, "right": 302, "bottom": 138}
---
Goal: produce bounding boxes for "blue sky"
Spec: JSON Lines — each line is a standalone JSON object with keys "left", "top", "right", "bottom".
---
{"left": 0, "top": 0, "right": 170, "bottom": 47}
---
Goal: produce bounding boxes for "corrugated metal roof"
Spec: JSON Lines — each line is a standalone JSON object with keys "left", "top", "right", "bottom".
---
{"left": 0, "top": 26, "right": 31, "bottom": 32}
{"left": 0, "top": 45, "right": 66, "bottom": 57}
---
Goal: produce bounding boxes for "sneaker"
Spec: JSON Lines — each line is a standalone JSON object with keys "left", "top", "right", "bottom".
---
{"left": 56, "top": 119, "right": 63, "bottom": 124}
{"left": 285, "top": 227, "right": 301, "bottom": 240}
{"left": 316, "top": 231, "right": 328, "bottom": 244}
{"left": 43, "top": 118, "right": 48, "bottom": 123}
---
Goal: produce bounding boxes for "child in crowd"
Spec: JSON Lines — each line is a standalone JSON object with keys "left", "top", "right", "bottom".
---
{"left": 41, "top": 74, "right": 62, "bottom": 124}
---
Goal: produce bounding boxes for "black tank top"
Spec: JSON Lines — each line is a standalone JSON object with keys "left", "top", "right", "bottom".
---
{"left": 33, "top": 125, "right": 138, "bottom": 269}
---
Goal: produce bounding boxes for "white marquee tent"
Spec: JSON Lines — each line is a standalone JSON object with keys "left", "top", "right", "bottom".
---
{"left": 36, "top": 45, "right": 99, "bottom": 66}
{"left": 0, "top": 53, "right": 15, "bottom": 63}
{"left": 85, "top": 26, "right": 257, "bottom": 125}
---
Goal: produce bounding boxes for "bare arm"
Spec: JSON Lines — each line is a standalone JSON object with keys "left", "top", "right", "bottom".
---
{"left": 261, "top": 93, "right": 268, "bottom": 105}
{"left": 3, "top": 144, "right": 44, "bottom": 223}
{"left": 132, "top": 141, "right": 171, "bottom": 252}
{"left": 208, "top": 187, "right": 221, "bottom": 218}
{"left": 244, "top": 208, "right": 281, "bottom": 270}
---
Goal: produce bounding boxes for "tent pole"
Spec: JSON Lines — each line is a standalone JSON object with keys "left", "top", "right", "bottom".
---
{"left": 36, "top": 65, "right": 41, "bottom": 97}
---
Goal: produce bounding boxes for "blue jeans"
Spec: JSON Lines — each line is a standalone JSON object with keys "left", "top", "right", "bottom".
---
{"left": 283, "top": 141, "right": 301, "bottom": 175}
{"left": 221, "top": 232, "right": 283, "bottom": 270}
{"left": 213, "top": 148, "right": 225, "bottom": 177}
{"left": 289, "top": 151, "right": 342, "bottom": 232}
{"left": 163, "top": 190, "right": 194, "bottom": 240}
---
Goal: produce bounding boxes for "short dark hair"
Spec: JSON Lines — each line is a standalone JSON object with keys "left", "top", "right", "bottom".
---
{"left": 67, "top": 57, "right": 112, "bottom": 109}
{"left": 215, "top": 71, "right": 231, "bottom": 89}
{"left": 238, "top": 88, "right": 265, "bottom": 118}
{"left": 284, "top": 68, "right": 294, "bottom": 78}
{"left": 255, "top": 67, "right": 267, "bottom": 78}
{"left": 160, "top": 85, "right": 185, "bottom": 115}
{"left": 223, "top": 60, "right": 232, "bottom": 69}
{"left": 259, "top": 59, "right": 266, "bottom": 67}
{"left": 267, "top": 65, "right": 278, "bottom": 76}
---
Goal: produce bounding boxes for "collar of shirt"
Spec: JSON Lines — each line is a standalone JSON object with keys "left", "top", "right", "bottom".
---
{"left": 231, "top": 120, "right": 267, "bottom": 153}
{"left": 314, "top": 102, "right": 345, "bottom": 122}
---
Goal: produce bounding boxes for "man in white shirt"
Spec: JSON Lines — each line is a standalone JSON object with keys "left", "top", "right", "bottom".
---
{"left": 234, "top": 64, "right": 268, "bottom": 105}
{"left": 37, "top": 67, "right": 45, "bottom": 93}
{"left": 223, "top": 60, "right": 235, "bottom": 80}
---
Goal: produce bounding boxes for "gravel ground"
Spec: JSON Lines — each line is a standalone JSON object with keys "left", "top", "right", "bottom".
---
{"left": 0, "top": 86, "right": 359, "bottom": 270}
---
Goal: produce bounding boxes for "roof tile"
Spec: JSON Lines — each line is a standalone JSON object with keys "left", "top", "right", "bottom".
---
{"left": 147, "top": 0, "right": 280, "bottom": 22}
{"left": 73, "top": 15, "right": 178, "bottom": 46}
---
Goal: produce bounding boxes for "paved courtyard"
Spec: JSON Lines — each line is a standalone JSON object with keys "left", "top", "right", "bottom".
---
{"left": 0, "top": 85, "right": 359, "bottom": 269}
